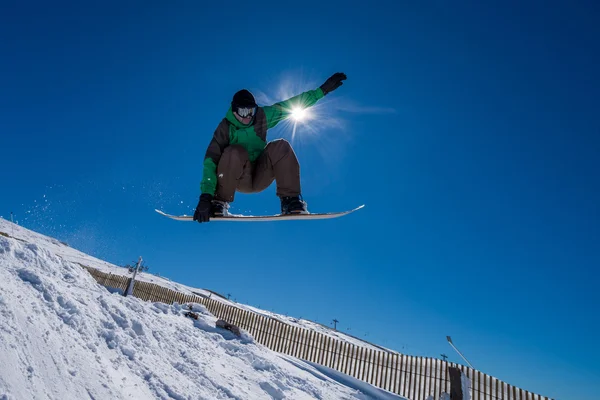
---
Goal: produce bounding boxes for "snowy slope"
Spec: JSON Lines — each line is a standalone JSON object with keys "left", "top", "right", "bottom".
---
{"left": 0, "top": 217, "right": 393, "bottom": 354}
{"left": 0, "top": 218, "right": 405, "bottom": 400}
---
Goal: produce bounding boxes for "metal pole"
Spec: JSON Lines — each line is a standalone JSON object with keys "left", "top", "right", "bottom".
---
{"left": 447, "top": 336, "right": 474, "bottom": 368}
{"left": 125, "top": 256, "right": 143, "bottom": 297}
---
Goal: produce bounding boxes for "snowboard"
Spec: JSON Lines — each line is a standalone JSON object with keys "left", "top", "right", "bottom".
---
{"left": 155, "top": 204, "right": 364, "bottom": 222}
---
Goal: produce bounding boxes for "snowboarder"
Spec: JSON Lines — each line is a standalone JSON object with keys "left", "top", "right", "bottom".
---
{"left": 193, "top": 72, "right": 347, "bottom": 223}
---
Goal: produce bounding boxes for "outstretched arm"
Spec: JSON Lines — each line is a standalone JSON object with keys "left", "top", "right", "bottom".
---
{"left": 263, "top": 72, "right": 347, "bottom": 129}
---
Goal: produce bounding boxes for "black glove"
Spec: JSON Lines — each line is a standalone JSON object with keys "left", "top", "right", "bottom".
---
{"left": 193, "top": 193, "right": 213, "bottom": 223}
{"left": 320, "top": 72, "right": 347, "bottom": 95}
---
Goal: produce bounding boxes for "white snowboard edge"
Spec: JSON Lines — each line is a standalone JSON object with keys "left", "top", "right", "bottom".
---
{"left": 155, "top": 205, "right": 365, "bottom": 222}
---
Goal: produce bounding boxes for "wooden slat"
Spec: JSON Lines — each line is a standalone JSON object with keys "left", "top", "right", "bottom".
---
{"left": 433, "top": 359, "right": 439, "bottom": 399}
{"left": 424, "top": 357, "right": 430, "bottom": 399}
{"left": 324, "top": 337, "right": 333, "bottom": 368}
{"left": 286, "top": 325, "right": 297, "bottom": 356}
{"left": 242, "top": 309, "right": 253, "bottom": 332}
{"left": 247, "top": 311, "right": 258, "bottom": 339}
{"left": 330, "top": 337, "right": 338, "bottom": 369}
{"left": 408, "top": 356, "right": 414, "bottom": 400}
{"left": 445, "top": 361, "right": 450, "bottom": 395}
{"left": 342, "top": 342, "right": 350, "bottom": 373}
{"left": 303, "top": 326, "right": 312, "bottom": 358}
{"left": 275, "top": 323, "right": 289, "bottom": 353}
{"left": 323, "top": 336, "right": 332, "bottom": 367}
{"left": 329, "top": 337, "right": 337, "bottom": 369}
{"left": 233, "top": 307, "right": 242, "bottom": 326}
{"left": 256, "top": 316, "right": 268, "bottom": 345}
{"left": 289, "top": 326, "right": 300, "bottom": 358}
{"left": 312, "top": 332, "right": 322, "bottom": 364}
{"left": 270, "top": 319, "right": 281, "bottom": 350}
{"left": 353, "top": 346, "right": 362, "bottom": 380}
{"left": 345, "top": 344, "right": 354, "bottom": 376}
{"left": 369, "top": 349, "right": 377, "bottom": 385}
{"left": 270, "top": 319, "right": 280, "bottom": 351}
{"left": 376, "top": 351, "right": 384, "bottom": 389}
{"left": 213, "top": 302, "right": 223, "bottom": 319}
{"left": 384, "top": 351, "right": 392, "bottom": 391}
{"left": 280, "top": 322, "right": 291, "bottom": 354}
{"left": 292, "top": 326, "right": 302, "bottom": 358}
{"left": 428, "top": 357, "right": 434, "bottom": 399}
{"left": 223, "top": 305, "right": 233, "bottom": 322}
{"left": 392, "top": 353, "right": 400, "bottom": 395}
{"left": 239, "top": 307, "right": 249, "bottom": 330}
{"left": 259, "top": 316, "right": 270, "bottom": 345}
{"left": 313, "top": 332, "right": 322, "bottom": 363}
{"left": 244, "top": 310, "right": 255, "bottom": 338}
{"left": 316, "top": 330, "right": 324, "bottom": 361}
{"left": 250, "top": 313, "right": 261, "bottom": 342}
{"left": 236, "top": 307, "right": 245, "bottom": 326}
{"left": 341, "top": 342, "right": 349, "bottom": 373}
{"left": 305, "top": 330, "right": 314, "bottom": 361}
{"left": 376, "top": 349, "right": 383, "bottom": 389}
{"left": 332, "top": 337, "right": 340, "bottom": 369}
{"left": 267, "top": 319, "right": 278, "bottom": 349}
{"left": 261, "top": 318, "right": 272, "bottom": 348}
{"left": 335, "top": 341, "right": 344, "bottom": 373}
{"left": 226, "top": 305, "right": 235, "bottom": 323}
{"left": 306, "top": 329, "right": 314, "bottom": 361}
{"left": 478, "top": 369, "right": 483, "bottom": 400}
{"left": 316, "top": 332, "right": 325, "bottom": 364}
{"left": 297, "top": 326, "right": 306, "bottom": 357}
{"left": 316, "top": 334, "right": 324, "bottom": 366}
{"left": 218, "top": 302, "right": 227, "bottom": 320}
{"left": 228, "top": 306, "right": 238, "bottom": 325}
{"left": 398, "top": 354, "right": 405, "bottom": 397}
{"left": 416, "top": 356, "right": 422, "bottom": 400}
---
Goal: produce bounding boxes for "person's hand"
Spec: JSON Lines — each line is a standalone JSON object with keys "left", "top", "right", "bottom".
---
{"left": 320, "top": 72, "right": 347, "bottom": 95}
{"left": 193, "top": 194, "right": 213, "bottom": 223}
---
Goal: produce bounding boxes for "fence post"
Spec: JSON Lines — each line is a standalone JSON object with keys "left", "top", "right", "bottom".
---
{"left": 124, "top": 256, "right": 143, "bottom": 297}
{"left": 449, "top": 366, "right": 472, "bottom": 400}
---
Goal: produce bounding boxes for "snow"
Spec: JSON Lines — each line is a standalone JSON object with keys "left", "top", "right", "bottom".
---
{"left": 0, "top": 216, "right": 392, "bottom": 354}
{"left": 0, "top": 218, "right": 406, "bottom": 400}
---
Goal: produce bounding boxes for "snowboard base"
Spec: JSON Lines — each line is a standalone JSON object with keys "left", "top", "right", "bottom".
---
{"left": 155, "top": 205, "right": 364, "bottom": 222}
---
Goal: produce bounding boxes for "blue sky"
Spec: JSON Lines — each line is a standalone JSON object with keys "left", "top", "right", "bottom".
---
{"left": 1, "top": 1, "right": 598, "bottom": 398}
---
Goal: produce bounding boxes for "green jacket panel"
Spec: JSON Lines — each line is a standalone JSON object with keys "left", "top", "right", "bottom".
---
{"left": 263, "top": 88, "right": 324, "bottom": 129}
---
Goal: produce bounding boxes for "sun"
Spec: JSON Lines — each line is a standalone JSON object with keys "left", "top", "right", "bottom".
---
{"left": 291, "top": 107, "right": 307, "bottom": 121}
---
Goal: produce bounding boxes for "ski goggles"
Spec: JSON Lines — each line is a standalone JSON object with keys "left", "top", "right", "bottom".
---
{"left": 234, "top": 106, "right": 257, "bottom": 118}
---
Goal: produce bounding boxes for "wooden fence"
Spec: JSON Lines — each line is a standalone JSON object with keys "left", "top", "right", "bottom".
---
{"left": 84, "top": 267, "right": 553, "bottom": 400}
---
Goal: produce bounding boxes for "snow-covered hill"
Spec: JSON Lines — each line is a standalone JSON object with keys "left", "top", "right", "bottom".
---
{"left": 0, "top": 218, "right": 404, "bottom": 399}
{"left": 0, "top": 216, "right": 393, "bottom": 354}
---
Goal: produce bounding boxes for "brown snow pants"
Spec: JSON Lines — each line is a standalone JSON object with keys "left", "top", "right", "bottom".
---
{"left": 215, "top": 139, "right": 301, "bottom": 202}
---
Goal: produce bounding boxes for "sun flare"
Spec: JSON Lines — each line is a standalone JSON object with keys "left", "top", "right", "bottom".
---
{"left": 291, "top": 107, "right": 307, "bottom": 121}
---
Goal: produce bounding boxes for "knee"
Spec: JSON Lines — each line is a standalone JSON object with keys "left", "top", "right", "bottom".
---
{"left": 222, "top": 145, "right": 248, "bottom": 159}
{"left": 269, "top": 139, "right": 292, "bottom": 153}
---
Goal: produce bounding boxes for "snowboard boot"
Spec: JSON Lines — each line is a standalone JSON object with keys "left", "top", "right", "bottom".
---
{"left": 211, "top": 200, "right": 230, "bottom": 217}
{"left": 280, "top": 195, "right": 309, "bottom": 215}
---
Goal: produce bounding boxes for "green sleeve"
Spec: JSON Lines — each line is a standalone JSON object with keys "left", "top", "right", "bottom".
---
{"left": 263, "top": 87, "right": 325, "bottom": 129}
{"left": 200, "top": 158, "right": 218, "bottom": 195}
{"left": 200, "top": 120, "right": 230, "bottom": 196}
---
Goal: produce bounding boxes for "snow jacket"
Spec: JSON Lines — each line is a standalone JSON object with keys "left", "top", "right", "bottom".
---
{"left": 200, "top": 87, "right": 325, "bottom": 196}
